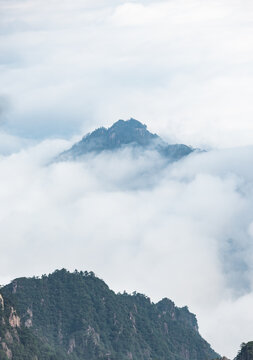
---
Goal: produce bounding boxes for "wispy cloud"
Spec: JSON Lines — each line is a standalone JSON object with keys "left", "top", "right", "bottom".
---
{"left": 0, "top": 141, "right": 253, "bottom": 356}
{"left": 1, "top": 0, "right": 253, "bottom": 357}
{"left": 1, "top": 0, "right": 253, "bottom": 146}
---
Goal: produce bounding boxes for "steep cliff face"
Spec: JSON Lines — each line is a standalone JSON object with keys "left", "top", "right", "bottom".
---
{"left": 1, "top": 269, "right": 218, "bottom": 360}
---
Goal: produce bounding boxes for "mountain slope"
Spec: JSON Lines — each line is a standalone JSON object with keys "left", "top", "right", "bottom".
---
{"left": 235, "top": 342, "right": 253, "bottom": 360}
{"left": 0, "top": 269, "right": 218, "bottom": 360}
{"left": 0, "top": 293, "right": 61, "bottom": 360}
{"left": 58, "top": 119, "right": 193, "bottom": 161}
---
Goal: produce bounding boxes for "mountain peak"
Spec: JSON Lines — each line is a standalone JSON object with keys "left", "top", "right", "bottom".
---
{"left": 110, "top": 118, "right": 147, "bottom": 130}
{"left": 57, "top": 118, "right": 194, "bottom": 161}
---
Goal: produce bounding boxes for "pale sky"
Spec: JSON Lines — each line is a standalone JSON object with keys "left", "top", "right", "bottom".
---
{"left": 1, "top": 1, "right": 253, "bottom": 358}
{"left": 1, "top": 0, "right": 253, "bottom": 147}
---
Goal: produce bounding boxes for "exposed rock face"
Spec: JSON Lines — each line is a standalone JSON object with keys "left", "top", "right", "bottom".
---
{"left": 68, "top": 338, "right": 76, "bottom": 354}
{"left": 0, "top": 294, "right": 4, "bottom": 311}
{"left": 1, "top": 341, "right": 12, "bottom": 359}
{"left": 12, "top": 282, "right": 17, "bottom": 294}
{"left": 24, "top": 307, "right": 33, "bottom": 328}
{"left": 5, "top": 330, "right": 13, "bottom": 344}
{"left": 58, "top": 118, "right": 194, "bottom": 162}
{"left": 85, "top": 325, "right": 100, "bottom": 346}
{"left": 8, "top": 307, "right": 20, "bottom": 328}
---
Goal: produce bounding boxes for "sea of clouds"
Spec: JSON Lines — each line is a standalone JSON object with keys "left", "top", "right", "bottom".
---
{"left": 1, "top": 0, "right": 253, "bottom": 357}
{"left": 0, "top": 140, "right": 253, "bottom": 357}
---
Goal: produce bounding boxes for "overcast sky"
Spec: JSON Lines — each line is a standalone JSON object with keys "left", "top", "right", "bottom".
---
{"left": 1, "top": 0, "right": 253, "bottom": 358}
{"left": 1, "top": 0, "right": 253, "bottom": 147}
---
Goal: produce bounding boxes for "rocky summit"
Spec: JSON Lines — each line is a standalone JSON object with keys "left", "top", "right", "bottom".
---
{"left": 57, "top": 118, "right": 194, "bottom": 161}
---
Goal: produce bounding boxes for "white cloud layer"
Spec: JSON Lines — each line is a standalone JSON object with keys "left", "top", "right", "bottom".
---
{"left": 1, "top": 0, "right": 253, "bottom": 358}
{"left": 0, "top": 141, "right": 253, "bottom": 357}
{"left": 1, "top": 0, "right": 253, "bottom": 146}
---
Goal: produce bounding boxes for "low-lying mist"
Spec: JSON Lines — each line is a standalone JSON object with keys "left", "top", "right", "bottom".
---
{"left": 1, "top": 139, "right": 253, "bottom": 357}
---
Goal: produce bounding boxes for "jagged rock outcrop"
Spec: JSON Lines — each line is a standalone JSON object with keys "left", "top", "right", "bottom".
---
{"left": 0, "top": 294, "right": 4, "bottom": 311}
{"left": 8, "top": 307, "right": 20, "bottom": 328}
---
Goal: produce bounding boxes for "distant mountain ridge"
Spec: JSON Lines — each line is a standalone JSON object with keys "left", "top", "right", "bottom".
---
{"left": 0, "top": 269, "right": 218, "bottom": 360}
{"left": 58, "top": 118, "right": 194, "bottom": 161}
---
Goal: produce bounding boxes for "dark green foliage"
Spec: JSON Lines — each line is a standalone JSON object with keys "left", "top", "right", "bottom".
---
{"left": 235, "top": 342, "right": 253, "bottom": 360}
{"left": 0, "top": 293, "right": 61, "bottom": 360}
{"left": 0, "top": 269, "right": 218, "bottom": 360}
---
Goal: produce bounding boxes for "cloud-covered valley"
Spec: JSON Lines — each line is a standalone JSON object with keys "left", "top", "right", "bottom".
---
{"left": 1, "top": 0, "right": 253, "bottom": 357}
{"left": 0, "top": 140, "right": 253, "bottom": 357}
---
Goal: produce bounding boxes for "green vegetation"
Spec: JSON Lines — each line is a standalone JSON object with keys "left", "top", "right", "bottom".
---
{"left": 235, "top": 342, "right": 253, "bottom": 360}
{"left": 0, "top": 269, "right": 218, "bottom": 360}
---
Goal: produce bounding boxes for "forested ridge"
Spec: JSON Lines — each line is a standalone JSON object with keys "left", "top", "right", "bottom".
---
{"left": 0, "top": 269, "right": 218, "bottom": 360}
